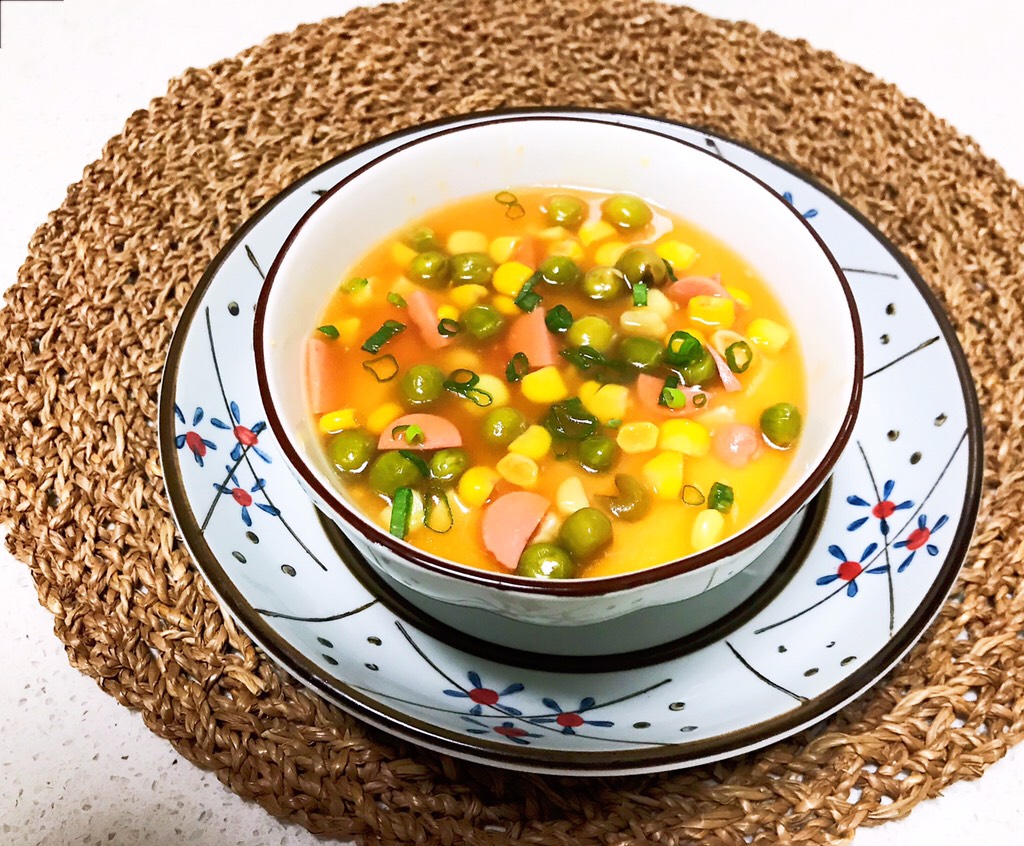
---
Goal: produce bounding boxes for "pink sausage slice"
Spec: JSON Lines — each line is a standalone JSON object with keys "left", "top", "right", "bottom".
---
{"left": 507, "top": 307, "right": 557, "bottom": 369}
{"left": 636, "top": 374, "right": 708, "bottom": 418}
{"left": 666, "top": 274, "right": 733, "bottom": 305}
{"left": 377, "top": 413, "right": 462, "bottom": 450}
{"left": 481, "top": 491, "right": 551, "bottom": 571}
{"left": 707, "top": 346, "right": 742, "bottom": 392}
{"left": 713, "top": 423, "right": 760, "bottom": 468}
{"left": 306, "top": 336, "right": 346, "bottom": 414}
{"left": 407, "top": 290, "right": 452, "bottom": 350}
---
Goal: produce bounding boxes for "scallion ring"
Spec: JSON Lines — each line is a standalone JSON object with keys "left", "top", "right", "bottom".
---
{"left": 725, "top": 341, "right": 753, "bottom": 374}
{"left": 505, "top": 352, "right": 530, "bottom": 383}
{"left": 437, "top": 317, "right": 462, "bottom": 337}
{"left": 389, "top": 487, "right": 413, "bottom": 538}
{"left": 361, "top": 353, "right": 399, "bottom": 382}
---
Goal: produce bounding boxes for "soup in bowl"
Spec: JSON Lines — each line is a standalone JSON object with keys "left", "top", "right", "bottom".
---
{"left": 256, "top": 116, "right": 861, "bottom": 629}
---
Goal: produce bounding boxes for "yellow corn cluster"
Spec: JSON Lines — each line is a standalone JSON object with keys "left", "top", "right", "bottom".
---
{"left": 747, "top": 317, "right": 791, "bottom": 353}
{"left": 450, "top": 284, "right": 489, "bottom": 309}
{"left": 616, "top": 421, "right": 659, "bottom": 454}
{"left": 579, "top": 381, "right": 629, "bottom": 422}
{"left": 508, "top": 425, "right": 552, "bottom": 460}
{"left": 642, "top": 452, "right": 685, "bottom": 499}
{"left": 687, "top": 295, "right": 735, "bottom": 328}
{"left": 493, "top": 261, "right": 535, "bottom": 296}
{"left": 521, "top": 366, "right": 569, "bottom": 403}
{"left": 726, "top": 286, "right": 752, "bottom": 309}
{"left": 447, "top": 230, "right": 488, "bottom": 254}
{"left": 489, "top": 236, "right": 520, "bottom": 263}
{"left": 579, "top": 220, "right": 616, "bottom": 246}
{"left": 659, "top": 419, "right": 711, "bottom": 456}
{"left": 390, "top": 242, "right": 417, "bottom": 268}
{"left": 366, "top": 402, "right": 403, "bottom": 435}
{"left": 493, "top": 296, "right": 520, "bottom": 315}
{"left": 594, "top": 241, "right": 628, "bottom": 267}
{"left": 458, "top": 466, "right": 500, "bottom": 507}
{"left": 436, "top": 304, "right": 460, "bottom": 322}
{"left": 655, "top": 240, "right": 699, "bottom": 271}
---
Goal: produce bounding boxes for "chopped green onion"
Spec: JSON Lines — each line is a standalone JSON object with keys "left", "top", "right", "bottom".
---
{"left": 389, "top": 487, "right": 413, "bottom": 538}
{"left": 664, "top": 260, "right": 678, "bottom": 282}
{"left": 446, "top": 368, "right": 479, "bottom": 388}
{"left": 545, "top": 304, "right": 574, "bottom": 333}
{"left": 681, "top": 484, "right": 705, "bottom": 506}
{"left": 665, "top": 331, "right": 703, "bottom": 366}
{"left": 543, "top": 397, "right": 599, "bottom": 441}
{"left": 392, "top": 423, "right": 425, "bottom": 445}
{"left": 316, "top": 325, "right": 340, "bottom": 340}
{"left": 341, "top": 277, "right": 369, "bottom": 294}
{"left": 360, "top": 320, "right": 406, "bottom": 353}
{"left": 443, "top": 369, "right": 493, "bottom": 407}
{"left": 437, "top": 317, "right": 462, "bottom": 337}
{"left": 657, "top": 373, "right": 681, "bottom": 408}
{"left": 692, "top": 391, "right": 708, "bottom": 408}
{"left": 513, "top": 271, "right": 544, "bottom": 313}
{"left": 632, "top": 282, "right": 648, "bottom": 307}
{"left": 560, "top": 345, "right": 607, "bottom": 372}
{"left": 660, "top": 387, "right": 687, "bottom": 409}
{"left": 725, "top": 341, "right": 753, "bottom": 374}
{"left": 398, "top": 449, "right": 430, "bottom": 476}
{"left": 505, "top": 352, "right": 530, "bottom": 383}
{"left": 387, "top": 292, "right": 407, "bottom": 309}
{"left": 505, "top": 203, "right": 525, "bottom": 220}
{"left": 361, "top": 353, "right": 399, "bottom": 382}
{"left": 494, "top": 190, "right": 518, "bottom": 206}
{"left": 708, "top": 482, "right": 734, "bottom": 514}
{"left": 423, "top": 486, "right": 454, "bottom": 533}
{"left": 606, "top": 418, "right": 623, "bottom": 429}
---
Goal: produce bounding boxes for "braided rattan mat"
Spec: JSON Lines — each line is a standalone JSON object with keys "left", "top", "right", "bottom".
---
{"left": 1, "top": 1, "right": 1020, "bottom": 843}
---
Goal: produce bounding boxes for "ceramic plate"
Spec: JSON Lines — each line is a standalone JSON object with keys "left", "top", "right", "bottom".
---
{"left": 159, "top": 109, "right": 982, "bottom": 776}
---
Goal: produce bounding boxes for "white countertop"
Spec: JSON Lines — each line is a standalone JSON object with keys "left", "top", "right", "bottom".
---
{"left": 1, "top": 2, "right": 1020, "bottom": 844}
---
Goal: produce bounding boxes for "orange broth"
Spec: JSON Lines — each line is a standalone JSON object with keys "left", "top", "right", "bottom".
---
{"left": 308, "top": 189, "right": 805, "bottom": 578}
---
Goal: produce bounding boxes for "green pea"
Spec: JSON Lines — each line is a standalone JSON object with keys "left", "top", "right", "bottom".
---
{"left": 545, "top": 195, "right": 586, "bottom": 229}
{"left": 517, "top": 543, "right": 576, "bottom": 579}
{"left": 601, "top": 194, "right": 653, "bottom": 231}
{"left": 449, "top": 252, "right": 496, "bottom": 286}
{"left": 565, "top": 315, "right": 614, "bottom": 353}
{"left": 481, "top": 407, "right": 526, "bottom": 447}
{"left": 404, "top": 226, "right": 439, "bottom": 252}
{"left": 326, "top": 428, "right": 376, "bottom": 475}
{"left": 407, "top": 251, "right": 450, "bottom": 289}
{"left": 430, "top": 448, "right": 469, "bottom": 482}
{"left": 615, "top": 246, "right": 667, "bottom": 287}
{"left": 619, "top": 336, "right": 664, "bottom": 371}
{"left": 539, "top": 256, "right": 582, "bottom": 288}
{"left": 580, "top": 266, "right": 627, "bottom": 301}
{"left": 760, "top": 403, "right": 803, "bottom": 448}
{"left": 462, "top": 304, "right": 505, "bottom": 340}
{"left": 578, "top": 434, "right": 619, "bottom": 473}
{"left": 558, "top": 507, "right": 613, "bottom": 561}
{"left": 678, "top": 348, "right": 718, "bottom": 387}
{"left": 400, "top": 364, "right": 445, "bottom": 406}
{"left": 368, "top": 451, "right": 424, "bottom": 497}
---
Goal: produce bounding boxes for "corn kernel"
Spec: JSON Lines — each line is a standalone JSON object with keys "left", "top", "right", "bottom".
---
{"left": 547, "top": 239, "right": 585, "bottom": 262}
{"left": 537, "top": 225, "right": 570, "bottom": 241}
{"left": 489, "top": 236, "right": 521, "bottom": 264}
{"left": 726, "top": 286, "right": 752, "bottom": 309}
{"left": 556, "top": 476, "right": 590, "bottom": 515}
{"left": 390, "top": 242, "right": 417, "bottom": 268}
{"left": 444, "top": 348, "right": 483, "bottom": 371}
{"left": 472, "top": 374, "right": 510, "bottom": 409}
{"left": 318, "top": 408, "right": 359, "bottom": 434}
{"left": 521, "top": 366, "right": 569, "bottom": 403}
{"left": 579, "top": 219, "right": 616, "bottom": 246}
{"left": 508, "top": 425, "right": 552, "bottom": 460}
{"left": 436, "top": 304, "right": 460, "bottom": 322}
{"left": 646, "top": 287, "right": 674, "bottom": 320}
{"left": 619, "top": 308, "right": 668, "bottom": 339}
{"left": 642, "top": 451, "right": 686, "bottom": 500}
{"left": 691, "top": 509, "right": 726, "bottom": 550}
{"left": 594, "top": 240, "right": 628, "bottom": 267}
{"left": 655, "top": 240, "right": 699, "bottom": 271}
{"left": 450, "top": 284, "right": 489, "bottom": 309}
{"left": 687, "top": 295, "right": 736, "bottom": 328}
{"left": 747, "top": 317, "right": 791, "bottom": 354}
{"left": 581, "top": 383, "right": 629, "bottom": 423}
{"left": 447, "top": 230, "right": 489, "bottom": 254}
{"left": 493, "top": 295, "right": 520, "bottom": 316}
{"left": 366, "top": 402, "right": 403, "bottom": 435}
{"left": 496, "top": 453, "right": 539, "bottom": 488}
{"left": 336, "top": 316, "right": 362, "bottom": 346}
{"left": 493, "top": 261, "right": 535, "bottom": 295}
{"left": 389, "top": 276, "right": 416, "bottom": 297}
{"left": 616, "top": 421, "right": 659, "bottom": 454}
{"left": 458, "top": 466, "right": 500, "bottom": 507}
{"left": 659, "top": 419, "right": 711, "bottom": 456}
{"left": 578, "top": 380, "right": 601, "bottom": 406}
{"left": 381, "top": 489, "right": 424, "bottom": 533}
{"left": 344, "top": 278, "right": 374, "bottom": 306}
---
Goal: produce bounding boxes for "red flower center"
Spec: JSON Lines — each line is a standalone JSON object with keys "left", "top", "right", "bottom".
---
{"left": 469, "top": 687, "right": 500, "bottom": 706}
{"left": 837, "top": 560, "right": 863, "bottom": 581}
{"left": 185, "top": 431, "right": 206, "bottom": 456}
{"left": 234, "top": 425, "right": 258, "bottom": 446}
{"left": 556, "top": 713, "right": 585, "bottom": 728}
{"left": 494, "top": 725, "right": 527, "bottom": 738}
{"left": 232, "top": 488, "right": 253, "bottom": 507}
{"left": 872, "top": 500, "right": 896, "bottom": 519}
{"left": 906, "top": 527, "right": 930, "bottom": 551}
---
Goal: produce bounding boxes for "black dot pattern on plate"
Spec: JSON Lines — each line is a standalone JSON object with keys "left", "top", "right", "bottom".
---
{"left": 885, "top": 303, "right": 896, "bottom": 315}
{"left": 246, "top": 531, "right": 259, "bottom": 544}
{"left": 367, "top": 636, "right": 382, "bottom": 646}
{"left": 842, "top": 656, "right": 858, "bottom": 666}
{"left": 633, "top": 721, "right": 650, "bottom": 729}
{"left": 910, "top": 451, "right": 922, "bottom": 464}
{"left": 679, "top": 726, "right": 697, "bottom": 733}
{"left": 668, "top": 702, "right": 686, "bottom": 711}
{"left": 231, "top": 551, "right": 246, "bottom": 563}
{"left": 935, "top": 413, "right": 947, "bottom": 426}
{"left": 323, "top": 654, "right": 339, "bottom": 666}
{"left": 227, "top": 301, "right": 240, "bottom": 316}
{"left": 826, "top": 641, "right": 835, "bottom": 648}
{"left": 888, "top": 430, "right": 899, "bottom": 441}
{"left": 281, "top": 564, "right": 297, "bottom": 577}
{"left": 880, "top": 334, "right": 890, "bottom": 345}
{"left": 317, "top": 637, "right": 333, "bottom": 648}
{"left": 365, "top": 663, "right": 379, "bottom": 671}
{"left": 804, "top": 668, "right": 819, "bottom": 677}
{"left": 778, "top": 645, "right": 787, "bottom": 653}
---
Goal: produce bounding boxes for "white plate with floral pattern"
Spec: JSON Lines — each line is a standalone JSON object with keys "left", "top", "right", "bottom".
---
{"left": 159, "top": 109, "right": 982, "bottom": 776}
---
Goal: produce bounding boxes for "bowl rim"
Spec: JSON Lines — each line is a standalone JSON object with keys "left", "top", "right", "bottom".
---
{"left": 254, "top": 113, "right": 864, "bottom": 598}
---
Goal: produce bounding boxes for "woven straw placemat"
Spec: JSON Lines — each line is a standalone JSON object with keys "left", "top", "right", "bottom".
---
{"left": 1, "top": 1, "right": 1020, "bottom": 843}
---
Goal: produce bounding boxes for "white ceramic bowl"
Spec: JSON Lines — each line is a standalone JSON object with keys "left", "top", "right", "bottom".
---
{"left": 255, "top": 115, "right": 862, "bottom": 631}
